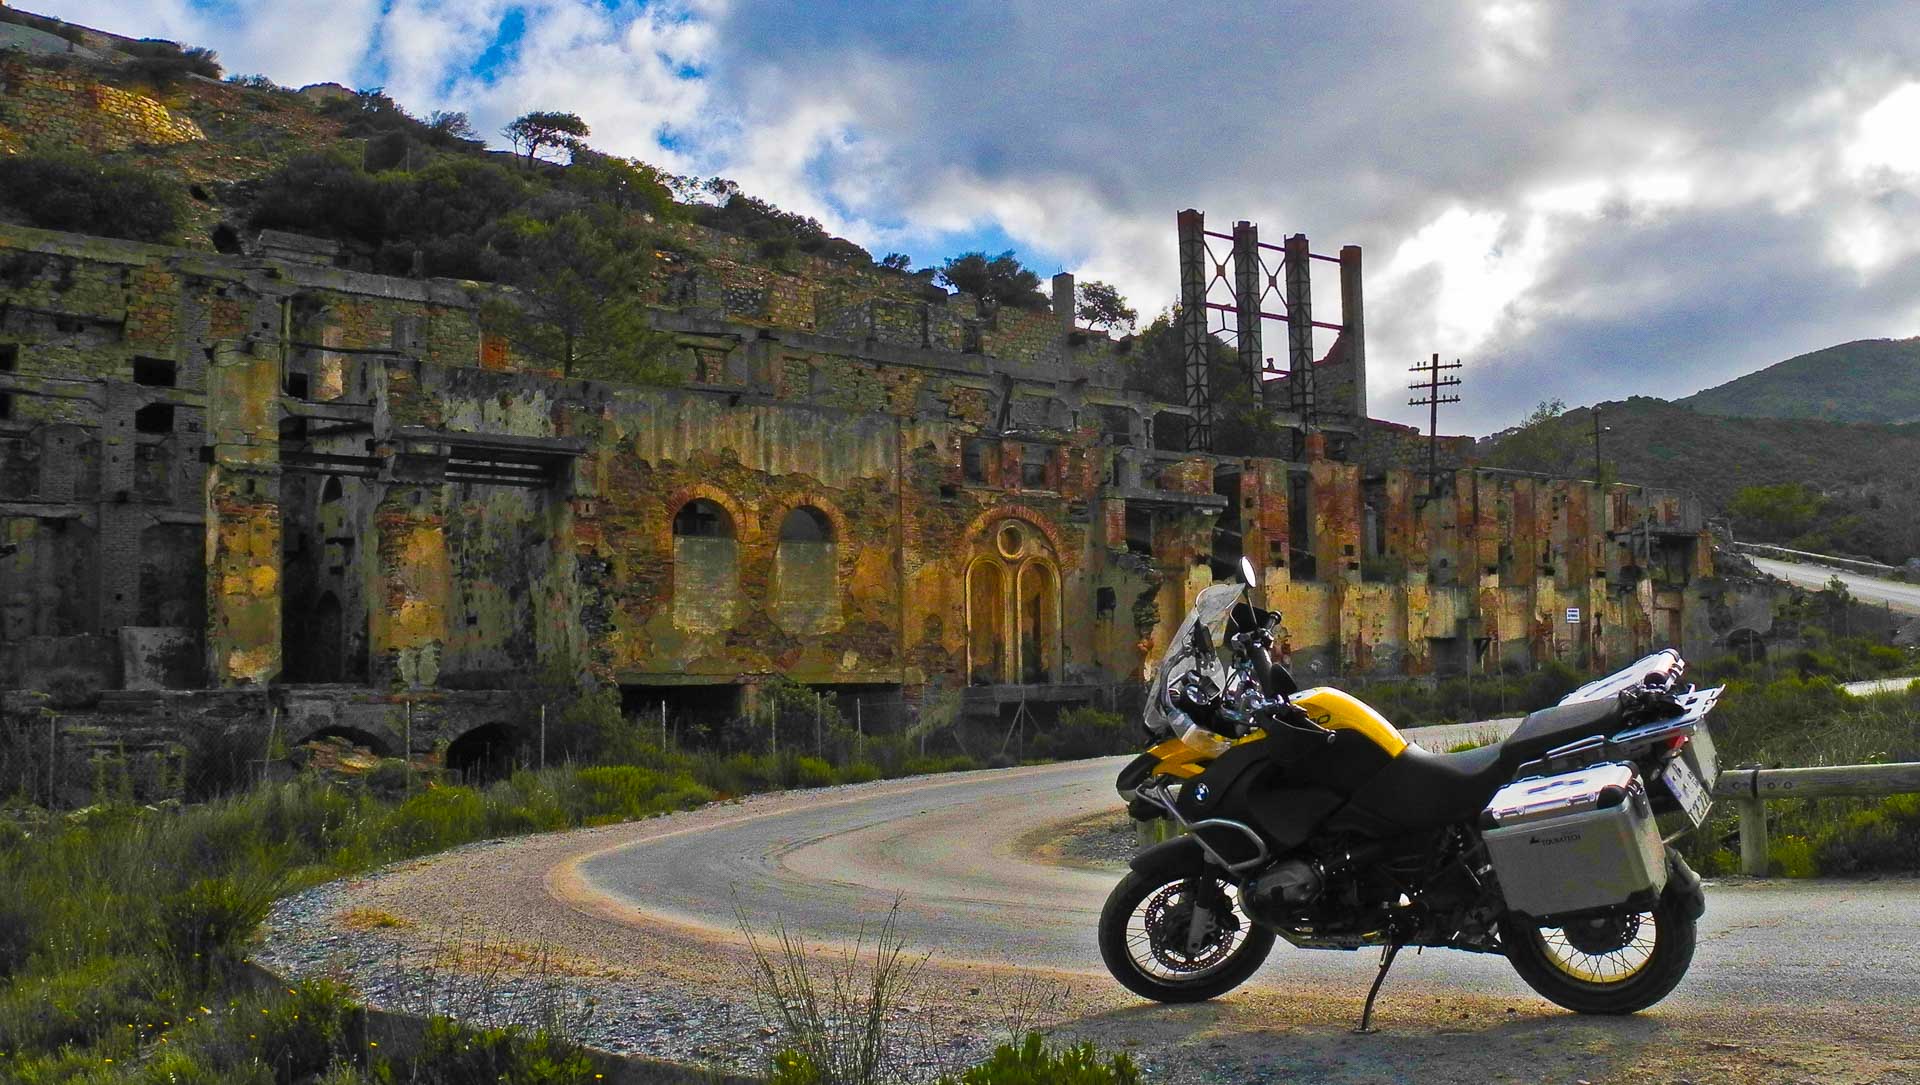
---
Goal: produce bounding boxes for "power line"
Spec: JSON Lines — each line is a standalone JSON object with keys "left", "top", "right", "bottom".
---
{"left": 1408, "top": 353, "right": 1462, "bottom": 499}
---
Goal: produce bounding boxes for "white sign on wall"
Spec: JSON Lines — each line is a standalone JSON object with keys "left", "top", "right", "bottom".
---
{"left": 1566, "top": 607, "right": 1582, "bottom": 625}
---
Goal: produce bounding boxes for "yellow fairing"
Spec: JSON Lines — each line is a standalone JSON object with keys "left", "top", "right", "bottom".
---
{"left": 1292, "top": 687, "right": 1409, "bottom": 756}
{"left": 1145, "top": 728, "right": 1270, "bottom": 779}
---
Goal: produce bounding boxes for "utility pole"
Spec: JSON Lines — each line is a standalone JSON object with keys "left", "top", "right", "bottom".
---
{"left": 1408, "top": 353, "right": 1463, "bottom": 498}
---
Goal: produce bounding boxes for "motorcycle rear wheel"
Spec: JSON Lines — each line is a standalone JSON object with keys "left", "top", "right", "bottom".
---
{"left": 1099, "top": 865, "right": 1274, "bottom": 1003}
{"left": 1501, "top": 890, "right": 1696, "bottom": 1014}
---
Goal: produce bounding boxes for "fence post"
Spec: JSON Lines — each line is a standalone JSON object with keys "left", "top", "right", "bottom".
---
{"left": 1738, "top": 797, "right": 1769, "bottom": 876}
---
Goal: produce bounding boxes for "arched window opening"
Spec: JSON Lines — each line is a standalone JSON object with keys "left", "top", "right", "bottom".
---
{"left": 774, "top": 505, "right": 840, "bottom": 634}
{"left": 967, "top": 560, "right": 1007, "bottom": 686}
{"left": 1017, "top": 561, "right": 1060, "bottom": 684}
{"left": 673, "top": 497, "right": 739, "bottom": 633}
{"left": 320, "top": 475, "right": 344, "bottom": 504}
{"left": 778, "top": 506, "right": 832, "bottom": 542}
{"left": 674, "top": 498, "right": 734, "bottom": 538}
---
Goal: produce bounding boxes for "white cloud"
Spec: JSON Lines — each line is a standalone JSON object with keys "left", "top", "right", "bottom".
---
{"left": 1846, "top": 81, "right": 1920, "bottom": 179}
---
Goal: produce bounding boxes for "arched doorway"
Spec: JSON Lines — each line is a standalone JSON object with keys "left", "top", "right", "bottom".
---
{"left": 446, "top": 722, "right": 519, "bottom": 784}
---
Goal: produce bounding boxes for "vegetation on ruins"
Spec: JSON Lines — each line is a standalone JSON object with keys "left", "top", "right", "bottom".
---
{"left": 936, "top": 251, "right": 1049, "bottom": 310}
{"left": 688, "top": 178, "right": 873, "bottom": 264}
{"left": 1074, "top": 280, "right": 1136, "bottom": 333}
{"left": 0, "top": 153, "right": 184, "bottom": 244}
{"left": 115, "top": 39, "right": 223, "bottom": 87}
{"left": 477, "top": 211, "right": 678, "bottom": 382}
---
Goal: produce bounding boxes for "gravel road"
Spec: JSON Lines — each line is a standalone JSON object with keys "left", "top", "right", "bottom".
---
{"left": 260, "top": 738, "right": 1920, "bottom": 1084}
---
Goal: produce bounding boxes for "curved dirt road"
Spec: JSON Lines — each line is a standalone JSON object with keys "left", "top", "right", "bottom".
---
{"left": 294, "top": 751, "right": 1920, "bottom": 1084}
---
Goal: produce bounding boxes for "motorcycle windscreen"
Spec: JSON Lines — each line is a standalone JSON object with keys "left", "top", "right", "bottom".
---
{"left": 1141, "top": 583, "right": 1241, "bottom": 738}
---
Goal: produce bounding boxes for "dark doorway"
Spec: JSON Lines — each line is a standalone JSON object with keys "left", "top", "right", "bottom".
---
{"left": 447, "top": 722, "right": 519, "bottom": 784}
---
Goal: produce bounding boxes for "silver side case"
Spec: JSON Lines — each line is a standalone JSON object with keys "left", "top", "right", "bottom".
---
{"left": 1481, "top": 763, "right": 1667, "bottom": 918}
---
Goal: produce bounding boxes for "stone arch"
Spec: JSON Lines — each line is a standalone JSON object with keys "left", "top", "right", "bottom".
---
{"left": 446, "top": 721, "right": 519, "bottom": 784}
{"left": 657, "top": 484, "right": 756, "bottom": 550}
{"left": 962, "top": 504, "right": 1067, "bottom": 562}
{"left": 293, "top": 724, "right": 393, "bottom": 759}
{"left": 672, "top": 495, "right": 739, "bottom": 633}
{"left": 772, "top": 503, "right": 841, "bottom": 635}
{"left": 1726, "top": 627, "right": 1767, "bottom": 663}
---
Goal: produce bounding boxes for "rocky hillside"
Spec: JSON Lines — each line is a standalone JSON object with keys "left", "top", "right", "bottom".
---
{"left": 1679, "top": 338, "right": 1920, "bottom": 424}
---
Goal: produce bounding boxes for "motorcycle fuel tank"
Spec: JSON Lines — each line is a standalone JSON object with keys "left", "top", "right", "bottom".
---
{"left": 1290, "top": 687, "right": 1409, "bottom": 756}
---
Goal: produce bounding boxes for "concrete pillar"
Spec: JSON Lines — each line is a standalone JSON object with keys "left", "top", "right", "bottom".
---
{"left": 1340, "top": 245, "right": 1367, "bottom": 422}
{"left": 1232, "top": 221, "right": 1263, "bottom": 411}
{"left": 1051, "top": 272, "right": 1075, "bottom": 338}
{"left": 204, "top": 340, "right": 282, "bottom": 687}
{"left": 1176, "top": 209, "right": 1212, "bottom": 452}
{"left": 370, "top": 480, "right": 450, "bottom": 690}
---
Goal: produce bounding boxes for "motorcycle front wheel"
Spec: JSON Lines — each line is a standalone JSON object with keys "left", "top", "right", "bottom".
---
{"left": 1098, "top": 865, "right": 1274, "bottom": 1003}
{"left": 1500, "top": 889, "right": 1696, "bottom": 1014}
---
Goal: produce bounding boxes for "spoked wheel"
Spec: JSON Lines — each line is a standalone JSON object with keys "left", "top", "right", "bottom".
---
{"left": 1098, "top": 865, "right": 1274, "bottom": 1003}
{"left": 1501, "top": 890, "right": 1696, "bottom": 1014}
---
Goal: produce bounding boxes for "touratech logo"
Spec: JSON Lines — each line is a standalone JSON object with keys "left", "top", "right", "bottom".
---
{"left": 1529, "top": 831, "right": 1583, "bottom": 846}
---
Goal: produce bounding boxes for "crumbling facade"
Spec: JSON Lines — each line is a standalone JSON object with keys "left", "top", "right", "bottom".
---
{"left": 0, "top": 213, "right": 1723, "bottom": 791}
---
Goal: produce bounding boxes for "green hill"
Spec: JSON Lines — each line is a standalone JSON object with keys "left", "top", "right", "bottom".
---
{"left": 1679, "top": 338, "right": 1920, "bottom": 424}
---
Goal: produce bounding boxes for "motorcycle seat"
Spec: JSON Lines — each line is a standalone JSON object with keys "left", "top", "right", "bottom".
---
{"left": 1497, "top": 697, "right": 1625, "bottom": 768}
{"left": 1343, "top": 742, "right": 1509, "bottom": 831}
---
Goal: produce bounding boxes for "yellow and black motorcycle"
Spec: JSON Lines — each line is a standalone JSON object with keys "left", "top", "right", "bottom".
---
{"left": 1102, "top": 558, "right": 1721, "bottom": 1028}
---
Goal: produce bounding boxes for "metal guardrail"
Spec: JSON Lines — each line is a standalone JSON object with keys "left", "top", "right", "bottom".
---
{"left": 1714, "top": 763, "right": 1920, "bottom": 876}
{"left": 1731, "top": 541, "right": 1903, "bottom": 579}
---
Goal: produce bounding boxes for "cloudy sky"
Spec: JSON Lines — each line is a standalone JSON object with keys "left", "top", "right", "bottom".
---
{"left": 48, "top": 0, "right": 1920, "bottom": 433}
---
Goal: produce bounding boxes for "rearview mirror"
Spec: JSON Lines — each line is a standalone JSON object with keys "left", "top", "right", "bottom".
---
{"left": 1239, "top": 555, "right": 1257, "bottom": 588}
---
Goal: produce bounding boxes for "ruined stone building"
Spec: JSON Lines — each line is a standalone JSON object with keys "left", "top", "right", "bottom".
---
{"left": 0, "top": 205, "right": 1718, "bottom": 782}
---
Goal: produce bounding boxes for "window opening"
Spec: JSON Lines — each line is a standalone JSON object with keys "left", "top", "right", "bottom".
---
{"left": 673, "top": 498, "right": 734, "bottom": 538}
{"left": 134, "top": 403, "right": 174, "bottom": 434}
{"left": 132, "top": 356, "right": 177, "bottom": 387}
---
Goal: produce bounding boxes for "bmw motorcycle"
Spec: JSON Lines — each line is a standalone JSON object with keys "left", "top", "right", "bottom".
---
{"left": 1101, "top": 557, "right": 1722, "bottom": 1028}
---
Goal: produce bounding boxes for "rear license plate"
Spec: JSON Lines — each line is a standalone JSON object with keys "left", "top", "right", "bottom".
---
{"left": 1664, "top": 756, "right": 1712, "bottom": 827}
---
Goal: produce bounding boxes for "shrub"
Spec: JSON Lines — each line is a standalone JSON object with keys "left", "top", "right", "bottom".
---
{"left": 114, "top": 39, "right": 223, "bottom": 85}
{"left": 151, "top": 872, "right": 281, "bottom": 986}
{"left": 937, "top": 1034, "right": 1142, "bottom": 1085}
{"left": 1814, "top": 794, "right": 1920, "bottom": 874}
{"left": 1029, "top": 708, "right": 1132, "bottom": 761}
{"left": 1767, "top": 834, "right": 1819, "bottom": 879}
{"left": 365, "top": 757, "right": 412, "bottom": 799}
{"left": 793, "top": 756, "right": 837, "bottom": 789}
{"left": 409, "top": 1017, "right": 596, "bottom": 1085}
{"left": 0, "top": 153, "right": 184, "bottom": 243}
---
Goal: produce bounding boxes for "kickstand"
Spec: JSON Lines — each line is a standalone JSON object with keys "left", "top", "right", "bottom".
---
{"left": 1352, "top": 942, "right": 1403, "bottom": 1034}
